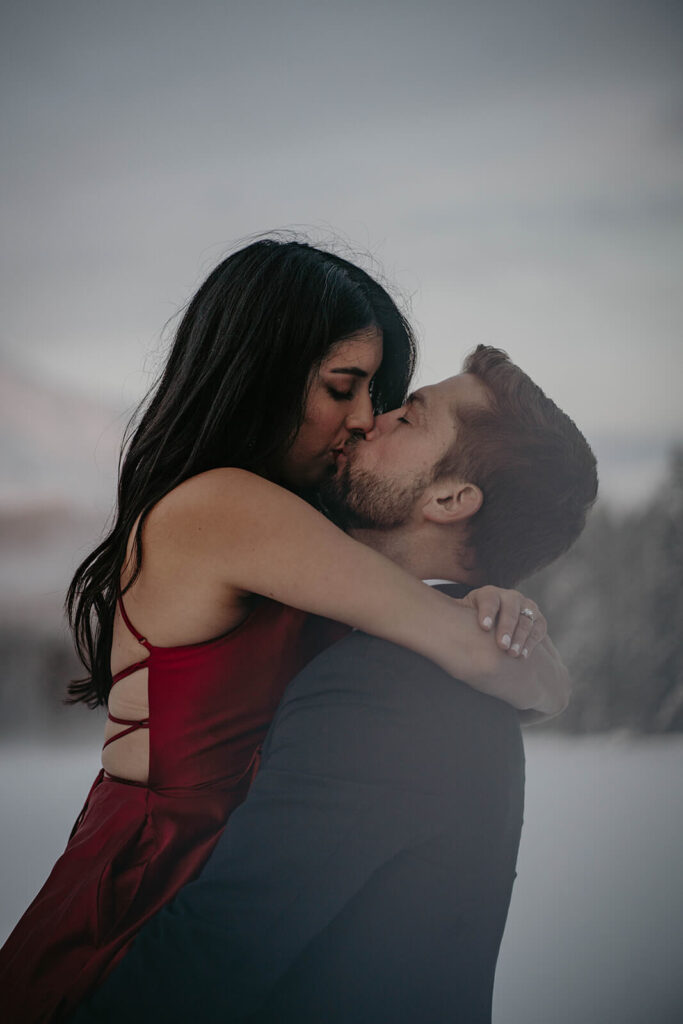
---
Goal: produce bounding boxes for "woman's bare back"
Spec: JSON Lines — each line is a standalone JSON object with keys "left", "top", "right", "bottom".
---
{"left": 103, "top": 480, "right": 253, "bottom": 783}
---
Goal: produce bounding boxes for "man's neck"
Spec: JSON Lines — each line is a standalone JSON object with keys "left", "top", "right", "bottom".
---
{"left": 348, "top": 525, "right": 475, "bottom": 584}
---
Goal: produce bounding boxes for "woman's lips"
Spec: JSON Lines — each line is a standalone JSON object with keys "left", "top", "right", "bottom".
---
{"left": 330, "top": 446, "right": 348, "bottom": 467}
{"left": 332, "top": 435, "right": 362, "bottom": 463}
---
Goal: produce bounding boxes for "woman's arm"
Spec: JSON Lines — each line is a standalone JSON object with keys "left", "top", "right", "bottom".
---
{"left": 156, "top": 469, "right": 562, "bottom": 714}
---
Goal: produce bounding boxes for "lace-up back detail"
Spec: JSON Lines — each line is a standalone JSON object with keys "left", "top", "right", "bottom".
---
{"left": 104, "top": 596, "right": 153, "bottom": 751}
{"left": 101, "top": 593, "right": 349, "bottom": 792}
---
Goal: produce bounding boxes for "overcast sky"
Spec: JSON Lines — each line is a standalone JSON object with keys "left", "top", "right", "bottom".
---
{"left": 2, "top": 0, "right": 682, "bottom": 505}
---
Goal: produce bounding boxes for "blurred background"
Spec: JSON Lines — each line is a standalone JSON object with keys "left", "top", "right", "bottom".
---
{"left": 1, "top": 1, "right": 682, "bottom": 1021}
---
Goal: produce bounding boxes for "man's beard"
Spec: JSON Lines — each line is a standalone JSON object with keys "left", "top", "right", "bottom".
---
{"left": 320, "top": 454, "right": 431, "bottom": 531}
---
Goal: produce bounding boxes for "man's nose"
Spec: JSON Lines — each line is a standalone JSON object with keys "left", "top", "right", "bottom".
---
{"left": 345, "top": 392, "right": 375, "bottom": 435}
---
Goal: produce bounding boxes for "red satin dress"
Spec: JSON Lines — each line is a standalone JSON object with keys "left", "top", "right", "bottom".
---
{"left": 0, "top": 595, "right": 347, "bottom": 1023}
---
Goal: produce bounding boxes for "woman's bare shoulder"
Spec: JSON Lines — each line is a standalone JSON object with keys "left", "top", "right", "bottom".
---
{"left": 142, "top": 468, "right": 299, "bottom": 563}
{"left": 119, "top": 470, "right": 263, "bottom": 640}
{"left": 159, "top": 468, "right": 287, "bottom": 511}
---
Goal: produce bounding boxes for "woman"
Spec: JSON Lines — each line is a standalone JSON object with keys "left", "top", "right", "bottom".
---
{"left": 0, "top": 238, "right": 550, "bottom": 1022}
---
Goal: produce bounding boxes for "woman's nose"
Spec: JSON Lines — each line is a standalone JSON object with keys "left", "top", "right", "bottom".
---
{"left": 345, "top": 392, "right": 375, "bottom": 435}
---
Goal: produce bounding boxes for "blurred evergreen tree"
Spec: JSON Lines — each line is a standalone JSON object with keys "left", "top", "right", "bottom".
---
{"left": 525, "top": 447, "right": 683, "bottom": 732}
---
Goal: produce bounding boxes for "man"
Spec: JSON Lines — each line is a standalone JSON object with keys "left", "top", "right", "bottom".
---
{"left": 73, "top": 346, "right": 597, "bottom": 1023}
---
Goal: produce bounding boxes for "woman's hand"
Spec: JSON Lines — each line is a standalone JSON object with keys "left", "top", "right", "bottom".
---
{"left": 461, "top": 585, "right": 546, "bottom": 658}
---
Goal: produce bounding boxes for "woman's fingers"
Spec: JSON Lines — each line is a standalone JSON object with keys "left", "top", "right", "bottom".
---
{"left": 470, "top": 585, "right": 547, "bottom": 657}
{"left": 493, "top": 589, "right": 522, "bottom": 652}
{"left": 510, "top": 601, "right": 546, "bottom": 657}
{"left": 471, "top": 586, "right": 501, "bottom": 633}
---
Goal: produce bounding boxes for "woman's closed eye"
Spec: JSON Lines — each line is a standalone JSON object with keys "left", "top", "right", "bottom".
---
{"left": 326, "top": 385, "right": 355, "bottom": 401}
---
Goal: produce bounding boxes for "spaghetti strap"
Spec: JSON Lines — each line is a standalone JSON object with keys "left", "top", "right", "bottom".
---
{"left": 117, "top": 590, "right": 151, "bottom": 647}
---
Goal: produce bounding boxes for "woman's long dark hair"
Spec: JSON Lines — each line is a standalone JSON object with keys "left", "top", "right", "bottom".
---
{"left": 67, "top": 238, "right": 417, "bottom": 707}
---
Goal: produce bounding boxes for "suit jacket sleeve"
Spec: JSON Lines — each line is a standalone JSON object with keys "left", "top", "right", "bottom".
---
{"left": 71, "top": 632, "right": 524, "bottom": 1024}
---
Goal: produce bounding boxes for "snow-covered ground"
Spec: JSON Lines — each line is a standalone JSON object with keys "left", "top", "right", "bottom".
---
{"left": 2, "top": 734, "right": 682, "bottom": 1023}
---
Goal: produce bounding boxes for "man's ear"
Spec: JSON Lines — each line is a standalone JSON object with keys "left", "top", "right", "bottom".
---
{"left": 421, "top": 479, "right": 483, "bottom": 525}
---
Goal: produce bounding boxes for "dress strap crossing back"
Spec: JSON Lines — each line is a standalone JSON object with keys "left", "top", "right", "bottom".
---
{"left": 103, "top": 714, "right": 150, "bottom": 748}
{"left": 117, "top": 590, "right": 152, "bottom": 648}
{"left": 106, "top": 593, "right": 153, "bottom": 748}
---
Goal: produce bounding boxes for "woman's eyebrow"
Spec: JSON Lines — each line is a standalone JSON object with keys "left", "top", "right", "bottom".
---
{"left": 329, "top": 366, "right": 370, "bottom": 378}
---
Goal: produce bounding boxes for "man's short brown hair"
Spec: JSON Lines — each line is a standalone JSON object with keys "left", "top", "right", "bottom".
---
{"left": 434, "top": 345, "right": 598, "bottom": 587}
